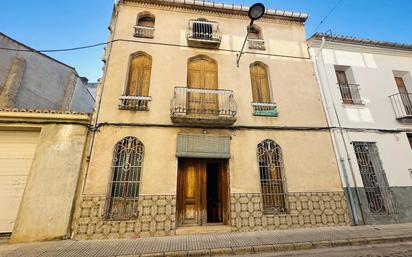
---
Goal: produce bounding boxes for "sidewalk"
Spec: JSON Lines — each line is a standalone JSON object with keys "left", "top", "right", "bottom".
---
{"left": 1, "top": 223, "right": 412, "bottom": 257}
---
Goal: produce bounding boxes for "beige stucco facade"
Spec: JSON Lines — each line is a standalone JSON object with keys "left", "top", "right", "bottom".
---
{"left": 72, "top": 0, "right": 349, "bottom": 240}
{"left": 0, "top": 110, "right": 90, "bottom": 242}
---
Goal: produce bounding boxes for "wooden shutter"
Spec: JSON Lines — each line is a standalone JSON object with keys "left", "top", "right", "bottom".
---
{"left": 396, "top": 77, "right": 409, "bottom": 94}
{"left": 336, "top": 70, "right": 353, "bottom": 104}
{"left": 187, "top": 56, "right": 218, "bottom": 115}
{"left": 126, "top": 53, "right": 152, "bottom": 96}
{"left": 250, "top": 63, "right": 271, "bottom": 103}
{"left": 335, "top": 70, "right": 348, "bottom": 84}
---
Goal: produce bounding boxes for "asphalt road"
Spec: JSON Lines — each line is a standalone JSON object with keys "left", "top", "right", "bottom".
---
{"left": 230, "top": 242, "right": 412, "bottom": 257}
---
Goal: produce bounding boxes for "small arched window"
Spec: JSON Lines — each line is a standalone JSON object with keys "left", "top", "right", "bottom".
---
{"left": 135, "top": 12, "right": 155, "bottom": 38}
{"left": 106, "top": 137, "right": 144, "bottom": 219}
{"left": 250, "top": 62, "right": 271, "bottom": 103}
{"left": 257, "top": 139, "right": 287, "bottom": 213}
{"left": 249, "top": 25, "right": 262, "bottom": 40}
{"left": 248, "top": 25, "right": 265, "bottom": 50}
{"left": 126, "top": 52, "right": 152, "bottom": 97}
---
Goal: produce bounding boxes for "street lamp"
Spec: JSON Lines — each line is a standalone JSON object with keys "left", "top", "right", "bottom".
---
{"left": 236, "top": 3, "right": 266, "bottom": 67}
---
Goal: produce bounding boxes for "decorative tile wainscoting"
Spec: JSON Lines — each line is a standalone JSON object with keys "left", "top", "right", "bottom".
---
{"left": 72, "top": 195, "right": 176, "bottom": 240}
{"left": 72, "top": 192, "right": 350, "bottom": 240}
{"left": 230, "top": 192, "right": 351, "bottom": 232}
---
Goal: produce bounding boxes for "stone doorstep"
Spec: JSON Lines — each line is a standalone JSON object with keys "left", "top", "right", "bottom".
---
{"left": 116, "top": 235, "right": 412, "bottom": 257}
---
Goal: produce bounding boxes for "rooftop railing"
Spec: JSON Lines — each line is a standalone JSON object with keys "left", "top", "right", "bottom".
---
{"left": 134, "top": 26, "right": 155, "bottom": 38}
{"left": 119, "top": 95, "right": 152, "bottom": 111}
{"left": 248, "top": 39, "right": 266, "bottom": 50}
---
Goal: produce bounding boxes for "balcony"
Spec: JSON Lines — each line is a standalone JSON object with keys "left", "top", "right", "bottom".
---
{"left": 119, "top": 95, "right": 152, "bottom": 111}
{"left": 134, "top": 26, "right": 155, "bottom": 38}
{"left": 338, "top": 83, "right": 363, "bottom": 105}
{"left": 170, "top": 87, "right": 237, "bottom": 126}
{"left": 248, "top": 39, "right": 266, "bottom": 50}
{"left": 252, "top": 102, "right": 278, "bottom": 117}
{"left": 187, "top": 19, "right": 222, "bottom": 49}
{"left": 389, "top": 93, "right": 412, "bottom": 120}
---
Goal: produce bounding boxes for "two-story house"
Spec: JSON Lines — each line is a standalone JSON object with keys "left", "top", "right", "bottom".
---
{"left": 72, "top": 0, "right": 350, "bottom": 240}
{"left": 308, "top": 33, "right": 412, "bottom": 225}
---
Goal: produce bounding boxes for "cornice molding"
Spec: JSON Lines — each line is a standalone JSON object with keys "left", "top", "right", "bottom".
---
{"left": 308, "top": 38, "right": 412, "bottom": 58}
{"left": 120, "top": 0, "right": 306, "bottom": 25}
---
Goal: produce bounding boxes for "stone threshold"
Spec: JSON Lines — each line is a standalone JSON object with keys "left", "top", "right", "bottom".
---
{"left": 134, "top": 235, "right": 412, "bottom": 257}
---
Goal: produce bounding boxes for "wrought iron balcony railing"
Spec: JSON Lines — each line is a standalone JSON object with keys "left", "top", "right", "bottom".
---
{"left": 171, "top": 87, "right": 237, "bottom": 126}
{"left": 338, "top": 83, "right": 363, "bottom": 105}
{"left": 187, "top": 20, "right": 222, "bottom": 48}
{"left": 119, "top": 95, "right": 152, "bottom": 111}
{"left": 252, "top": 102, "right": 278, "bottom": 117}
{"left": 248, "top": 39, "right": 266, "bottom": 50}
{"left": 389, "top": 93, "right": 412, "bottom": 120}
{"left": 134, "top": 26, "right": 155, "bottom": 38}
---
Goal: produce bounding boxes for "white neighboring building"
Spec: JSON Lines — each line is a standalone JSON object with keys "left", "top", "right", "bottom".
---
{"left": 308, "top": 33, "right": 412, "bottom": 225}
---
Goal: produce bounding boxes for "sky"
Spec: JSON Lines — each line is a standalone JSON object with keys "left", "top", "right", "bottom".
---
{"left": 1, "top": 0, "right": 411, "bottom": 82}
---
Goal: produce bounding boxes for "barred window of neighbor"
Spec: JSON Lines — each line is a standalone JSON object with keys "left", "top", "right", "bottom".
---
{"left": 257, "top": 139, "right": 288, "bottom": 213}
{"left": 353, "top": 142, "right": 396, "bottom": 215}
{"left": 106, "top": 137, "right": 144, "bottom": 219}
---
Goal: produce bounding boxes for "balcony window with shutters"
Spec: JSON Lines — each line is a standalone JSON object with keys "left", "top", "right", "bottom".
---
{"left": 119, "top": 52, "right": 152, "bottom": 111}
{"left": 257, "top": 139, "right": 287, "bottom": 213}
{"left": 250, "top": 62, "right": 277, "bottom": 117}
{"left": 335, "top": 69, "right": 363, "bottom": 105}
{"left": 106, "top": 137, "right": 144, "bottom": 220}
{"left": 187, "top": 18, "right": 222, "bottom": 49}
{"left": 134, "top": 12, "right": 155, "bottom": 38}
{"left": 170, "top": 55, "right": 237, "bottom": 126}
{"left": 389, "top": 76, "right": 412, "bottom": 119}
{"left": 248, "top": 25, "right": 266, "bottom": 50}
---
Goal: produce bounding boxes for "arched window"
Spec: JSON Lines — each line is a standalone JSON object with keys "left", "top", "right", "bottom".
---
{"left": 248, "top": 25, "right": 262, "bottom": 40}
{"left": 257, "top": 139, "right": 287, "bottom": 213}
{"left": 135, "top": 12, "right": 155, "bottom": 38}
{"left": 187, "top": 55, "right": 219, "bottom": 115}
{"left": 126, "top": 52, "right": 152, "bottom": 97}
{"left": 250, "top": 62, "right": 271, "bottom": 103}
{"left": 248, "top": 25, "right": 265, "bottom": 50}
{"left": 106, "top": 137, "right": 144, "bottom": 219}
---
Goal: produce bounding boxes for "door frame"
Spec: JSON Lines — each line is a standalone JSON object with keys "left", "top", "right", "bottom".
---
{"left": 176, "top": 158, "right": 230, "bottom": 227}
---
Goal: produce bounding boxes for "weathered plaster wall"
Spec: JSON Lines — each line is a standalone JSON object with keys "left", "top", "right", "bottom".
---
{"left": 8, "top": 122, "right": 89, "bottom": 243}
{"left": 0, "top": 33, "right": 94, "bottom": 113}
{"left": 83, "top": 127, "right": 343, "bottom": 197}
{"left": 97, "top": 4, "right": 326, "bottom": 128}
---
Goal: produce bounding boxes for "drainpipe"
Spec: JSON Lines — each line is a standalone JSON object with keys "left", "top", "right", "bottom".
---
{"left": 310, "top": 37, "right": 363, "bottom": 225}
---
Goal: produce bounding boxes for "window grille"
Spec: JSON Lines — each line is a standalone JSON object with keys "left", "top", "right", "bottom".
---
{"left": 257, "top": 139, "right": 287, "bottom": 213}
{"left": 353, "top": 142, "right": 396, "bottom": 215}
{"left": 338, "top": 83, "right": 363, "bottom": 105}
{"left": 106, "top": 137, "right": 144, "bottom": 219}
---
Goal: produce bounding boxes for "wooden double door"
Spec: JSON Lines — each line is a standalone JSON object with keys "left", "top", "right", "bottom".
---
{"left": 176, "top": 159, "right": 229, "bottom": 227}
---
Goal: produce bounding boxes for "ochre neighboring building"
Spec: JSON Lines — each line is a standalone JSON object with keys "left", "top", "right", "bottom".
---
{"left": 72, "top": 0, "right": 350, "bottom": 240}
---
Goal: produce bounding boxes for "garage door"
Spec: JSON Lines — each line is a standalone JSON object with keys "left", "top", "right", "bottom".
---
{"left": 0, "top": 131, "right": 39, "bottom": 233}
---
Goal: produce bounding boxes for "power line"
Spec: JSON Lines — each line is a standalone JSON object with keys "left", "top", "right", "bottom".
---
{"left": 0, "top": 38, "right": 311, "bottom": 60}
{"left": 311, "top": 0, "right": 344, "bottom": 35}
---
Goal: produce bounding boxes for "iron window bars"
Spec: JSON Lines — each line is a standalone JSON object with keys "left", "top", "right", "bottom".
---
{"left": 257, "top": 139, "right": 288, "bottom": 213}
{"left": 353, "top": 142, "right": 396, "bottom": 215}
{"left": 106, "top": 137, "right": 144, "bottom": 219}
{"left": 338, "top": 83, "right": 363, "bottom": 105}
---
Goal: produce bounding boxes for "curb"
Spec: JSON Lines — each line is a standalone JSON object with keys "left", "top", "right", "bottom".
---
{"left": 116, "top": 235, "right": 412, "bottom": 257}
